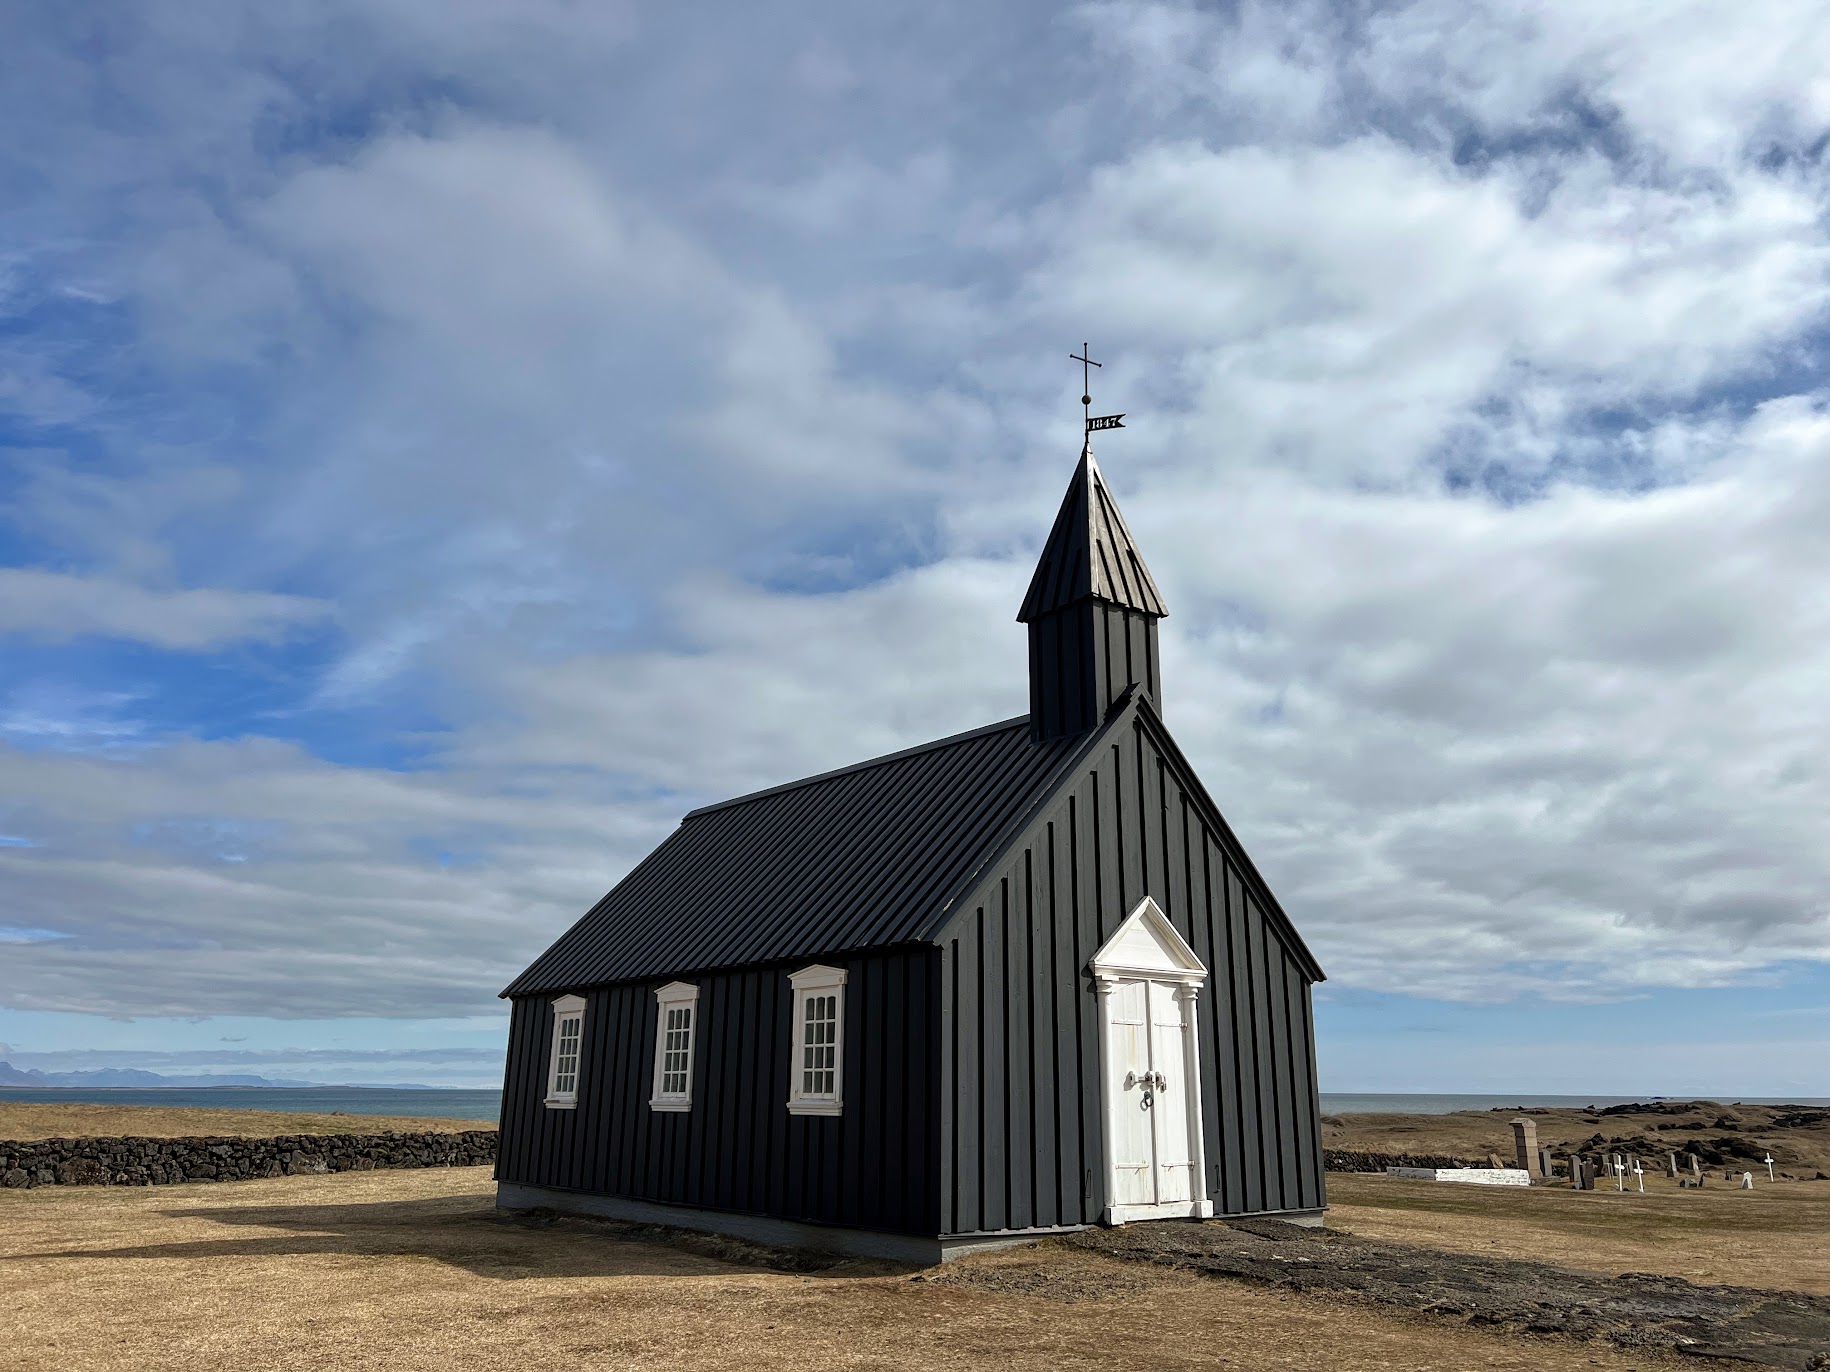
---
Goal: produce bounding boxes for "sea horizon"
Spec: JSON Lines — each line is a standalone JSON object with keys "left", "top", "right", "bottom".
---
{"left": 4, "top": 1085, "right": 1825, "bottom": 1123}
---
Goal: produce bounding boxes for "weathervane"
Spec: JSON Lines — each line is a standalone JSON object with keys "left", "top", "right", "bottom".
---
{"left": 1070, "top": 342, "right": 1126, "bottom": 435}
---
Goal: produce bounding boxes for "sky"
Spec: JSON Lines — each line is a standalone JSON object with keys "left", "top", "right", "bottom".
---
{"left": 1, "top": 2, "right": 1828, "bottom": 1096}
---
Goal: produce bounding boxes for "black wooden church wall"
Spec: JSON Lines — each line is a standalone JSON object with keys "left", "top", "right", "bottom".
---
{"left": 937, "top": 702, "right": 1325, "bottom": 1235}
{"left": 496, "top": 946, "right": 942, "bottom": 1236}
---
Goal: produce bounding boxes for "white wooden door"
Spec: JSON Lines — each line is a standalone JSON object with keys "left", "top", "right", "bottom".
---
{"left": 1091, "top": 897, "right": 1213, "bottom": 1225}
{"left": 1148, "top": 981, "right": 1194, "bottom": 1204}
{"left": 1103, "top": 977, "right": 1198, "bottom": 1209}
{"left": 1104, "top": 980, "right": 1155, "bottom": 1205}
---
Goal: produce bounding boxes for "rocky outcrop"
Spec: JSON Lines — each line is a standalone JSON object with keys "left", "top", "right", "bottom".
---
{"left": 0, "top": 1131, "right": 497, "bottom": 1188}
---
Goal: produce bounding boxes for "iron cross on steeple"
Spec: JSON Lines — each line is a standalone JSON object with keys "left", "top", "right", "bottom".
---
{"left": 1070, "top": 342, "right": 1126, "bottom": 435}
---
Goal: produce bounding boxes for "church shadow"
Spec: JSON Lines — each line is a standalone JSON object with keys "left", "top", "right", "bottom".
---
{"left": 7, "top": 1191, "right": 876, "bottom": 1281}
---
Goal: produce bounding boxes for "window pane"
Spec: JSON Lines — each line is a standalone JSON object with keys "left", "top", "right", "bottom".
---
{"left": 658, "top": 1003, "right": 693, "bottom": 1098}
{"left": 798, "top": 990, "right": 839, "bottom": 1100}
{"left": 554, "top": 1012, "right": 582, "bottom": 1096}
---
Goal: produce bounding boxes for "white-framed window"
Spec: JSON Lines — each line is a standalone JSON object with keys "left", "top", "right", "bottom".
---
{"left": 545, "top": 994, "right": 587, "bottom": 1109}
{"left": 787, "top": 964, "right": 847, "bottom": 1116}
{"left": 649, "top": 981, "right": 700, "bottom": 1112}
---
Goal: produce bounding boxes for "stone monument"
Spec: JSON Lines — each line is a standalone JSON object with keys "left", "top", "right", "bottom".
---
{"left": 1511, "top": 1117, "right": 1541, "bottom": 1175}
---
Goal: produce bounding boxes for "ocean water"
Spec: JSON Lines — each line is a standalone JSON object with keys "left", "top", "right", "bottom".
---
{"left": 3, "top": 1086, "right": 1824, "bottom": 1122}
{"left": 1315, "top": 1093, "right": 1829, "bottom": 1115}
{"left": 0, "top": 1086, "right": 503, "bottom": 1121}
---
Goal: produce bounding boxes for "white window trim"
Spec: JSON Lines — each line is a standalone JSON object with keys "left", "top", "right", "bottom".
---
{"left": 649, "top": 981, "right": 700, "bottom": 1112}
{"left": 544, "top": 993, "right": 587, "bottom": 1109}
{"left": 786, "top": 964, "right": 847, "bottom": 1116}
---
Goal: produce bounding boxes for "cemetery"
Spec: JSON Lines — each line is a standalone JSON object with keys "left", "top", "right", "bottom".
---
{"left": 1323, "top": 1099, "right": 1830, "bottom": 1182}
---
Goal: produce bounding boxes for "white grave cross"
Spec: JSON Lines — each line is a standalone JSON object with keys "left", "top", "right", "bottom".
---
{"left": 1633, "top": 1160, "right": 1644, "bottom": 1194}
{"left": 1765, "top": 1153, "right": 1775, "bottom": 1183}
{"left": 1614, "top": 1157, "right": 1626, "bottom": 1192}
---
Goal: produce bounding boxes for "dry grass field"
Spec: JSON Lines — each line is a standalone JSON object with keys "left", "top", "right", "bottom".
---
{"left": 1327, "top": 1171, "right": 1830, "bottom": 1296}
{"left": 2, "top": 1167, "right": 1710, "bottom": 1372}
{"left": 0, "top": 1101, "right": 491, "bottom": 1141}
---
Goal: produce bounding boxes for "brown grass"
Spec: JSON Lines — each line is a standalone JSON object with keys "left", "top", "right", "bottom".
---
{"left": 0, "top": 1101, "right": 492, "bottom": 1142}
{"left": 1326, "top": 1171, "right": 1830, "bottom": 1295}
{"left": 0, "top": 1167, "right": 1699, "bottom": 1372}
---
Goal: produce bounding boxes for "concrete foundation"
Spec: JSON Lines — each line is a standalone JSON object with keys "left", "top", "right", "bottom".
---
{"left": 498, "top": 1183, "right": 1327, "bottom": 1261}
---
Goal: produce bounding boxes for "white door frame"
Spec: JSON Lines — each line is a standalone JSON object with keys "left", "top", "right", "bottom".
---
{"left": 1090, "top": 897, "right": 1214, "bottom": 1225}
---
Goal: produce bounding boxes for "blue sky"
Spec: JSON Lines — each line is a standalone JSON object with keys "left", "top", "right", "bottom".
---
{"left": 2, "top": 1, "right": 1828, "bottom": 1093}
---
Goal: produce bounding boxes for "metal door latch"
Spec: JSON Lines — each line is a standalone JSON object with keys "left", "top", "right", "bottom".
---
{"left": 1125, "top": 1070, "right": 1169, "bottom": 1106}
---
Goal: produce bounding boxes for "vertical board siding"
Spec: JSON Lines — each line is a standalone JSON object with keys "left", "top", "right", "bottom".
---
{"left": 1029, "top": 602, "right": 1162, "bottom": 740}
{"left": 940, "top": 710, "right": 1325, "bottom": 1234}
{"left": 496, "top": 947, "right": 941, "bottom": 1237}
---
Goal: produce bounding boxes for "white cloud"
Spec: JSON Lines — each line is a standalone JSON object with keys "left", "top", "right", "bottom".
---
{"left": 0, "top": 570, "right": 330, "bottom": 649}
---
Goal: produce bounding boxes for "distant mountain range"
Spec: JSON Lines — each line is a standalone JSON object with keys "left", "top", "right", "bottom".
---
{"left": 0, "top": 1061, "right": 437, "bottom": 1089}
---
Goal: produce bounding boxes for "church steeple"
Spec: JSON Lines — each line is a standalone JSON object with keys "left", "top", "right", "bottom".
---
{"left": 1019, "top": 441, "right": 1168, "bottom": 741}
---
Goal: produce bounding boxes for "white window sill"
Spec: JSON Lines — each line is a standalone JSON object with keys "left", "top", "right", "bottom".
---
{"left": 544, "top": 1097, "right": 577, "bottom": 1110}
{"left": 787, "top": 1098, "right": 842, "bottom": 1116}
{"left": 649, "top": 1098, "right": 691, "bottom": 1113}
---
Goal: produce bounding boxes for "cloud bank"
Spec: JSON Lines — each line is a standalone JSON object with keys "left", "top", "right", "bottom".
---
{"left": 0, "top": 0, "right": 1826, "bottom": 1032}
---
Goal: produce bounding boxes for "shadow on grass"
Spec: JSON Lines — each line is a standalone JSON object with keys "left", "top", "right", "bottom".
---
{"left": 4, "top": 1191, "right": 874, "bottom": 1281}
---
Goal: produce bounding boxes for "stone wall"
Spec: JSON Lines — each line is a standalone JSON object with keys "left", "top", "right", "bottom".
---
{"left": 0, "top": 1130, "right": 498, "bottom": 1189}
{"left": 2, "top": 1135, "right": 1453, "bottom": 1189}
{"left": 1322, "top": 1148, "right": 1473, "bottom": 1173}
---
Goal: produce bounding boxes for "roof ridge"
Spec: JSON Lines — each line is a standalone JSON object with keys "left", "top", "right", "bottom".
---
{"left": 680, "top": 714, "right": 1032, "bottom": 820}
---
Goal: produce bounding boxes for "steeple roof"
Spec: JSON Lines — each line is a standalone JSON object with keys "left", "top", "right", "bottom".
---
{"left": 1016, "top": 443, "right": 1168, "bottom": 623}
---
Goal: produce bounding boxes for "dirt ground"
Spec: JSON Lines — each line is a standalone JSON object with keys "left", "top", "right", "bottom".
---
{"left": 1327, "top": 1172, "right": 1830, "bottom": 1296}
{"left": 1070, "top": 1213, "right": 1830, "bottom": 1370}
{"left": 0, "top": 1101, "right": 490, "bottom": 1141}
{"left": 0, "top": 1167, "right": 1711, "bottom": 1372}
{"left": 1325, "top": 1101, "right": 1830, "bottom": 1177}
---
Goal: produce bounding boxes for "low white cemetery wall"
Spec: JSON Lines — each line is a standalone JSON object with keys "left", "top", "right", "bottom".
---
{"left": 1386, "top": 1166, "right": 1531, "bottom": 1186}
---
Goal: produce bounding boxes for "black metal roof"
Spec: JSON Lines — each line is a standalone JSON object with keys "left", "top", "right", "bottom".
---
{"left": 1017, "top": 444, "right": 1169, "bottom": 623}
{"left": 502, "top": 716, "right": 1086, "bottom": 995}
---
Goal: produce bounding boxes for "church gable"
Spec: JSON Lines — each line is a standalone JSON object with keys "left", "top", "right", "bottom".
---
{"left": 929, "top": 686, "right": 1325, "bottom": 1234}
{"left": 928, "top": 692, "right": 1322, "bottom": 986}
{"left": 1129, "top": 702, "right": 1324, "bottom": 983}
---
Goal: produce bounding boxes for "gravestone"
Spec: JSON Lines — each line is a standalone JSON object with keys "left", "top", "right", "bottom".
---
{"left": 1569, "top": 1153, "right": 1583, "bottom": 1190}
{"left": 1741, "top": 1172, "right": 1754, "bottom": 1190}
{"left": 1667, "top": 1152, "right": 1679, "bottom": 1179}
{"left": 1511, "top": 1117, "right": 1541, "bottom": 1175}
{"left": 1538, "top": 1146, "right": 1554, "bottom": 1179}
{"left": 1689, "top": 1154, "right": 1702, "bottom": 1181}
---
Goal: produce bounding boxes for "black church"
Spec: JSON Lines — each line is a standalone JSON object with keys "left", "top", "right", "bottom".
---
{"left": 496, "top": 439, "right": 1327, "bottom": 1261}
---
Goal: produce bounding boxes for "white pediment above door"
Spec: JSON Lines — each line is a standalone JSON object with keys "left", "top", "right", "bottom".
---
{"left": 1089, "top": 897, "right": 1207, "bottom": 984}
